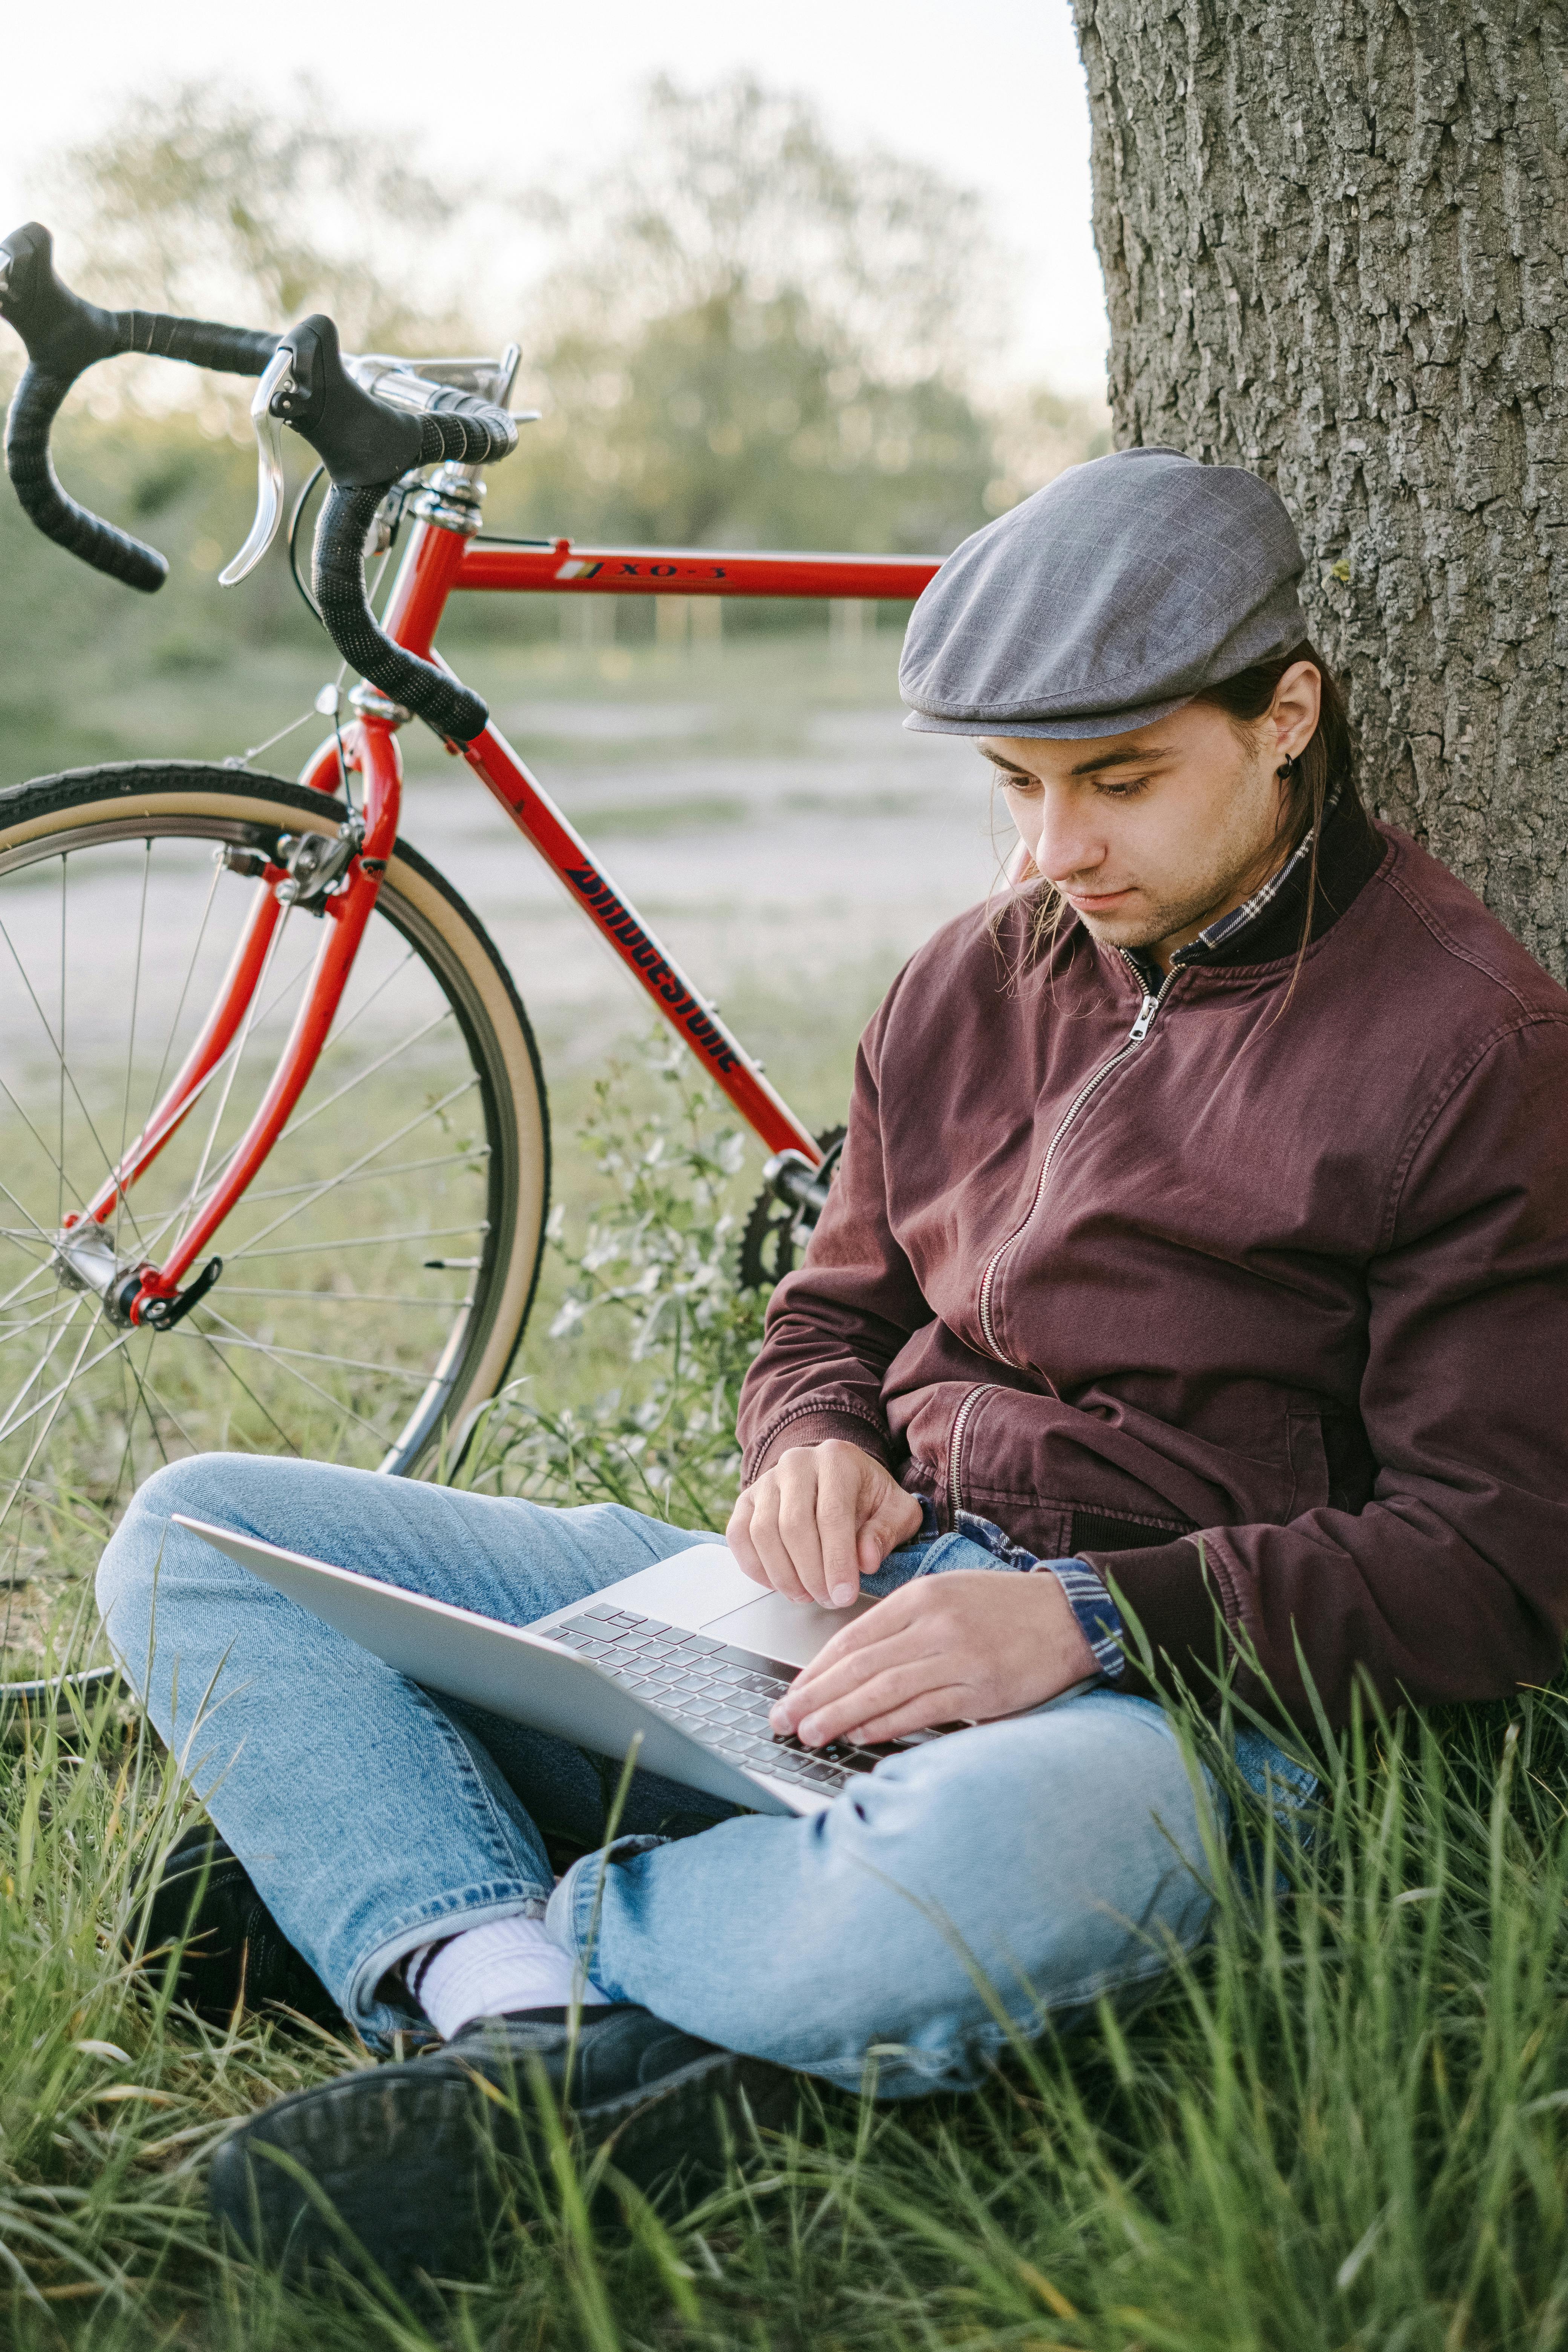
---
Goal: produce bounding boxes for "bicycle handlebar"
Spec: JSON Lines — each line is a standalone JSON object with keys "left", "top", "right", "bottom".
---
{"left": 1, "top": 221, "right": 280, "bottom": 591}
{"left": 278, "top": 312, "right": 513, "bottom": 738}
{"left": 0, "top": 222, "right": 519, "bottom": 740}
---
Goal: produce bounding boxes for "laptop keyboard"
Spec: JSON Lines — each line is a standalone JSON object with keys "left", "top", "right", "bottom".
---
{"left": 545, "top": 1602, "right": 897, "bottom": 1796}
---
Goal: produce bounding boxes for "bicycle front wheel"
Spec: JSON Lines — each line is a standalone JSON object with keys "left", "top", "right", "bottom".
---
{"left": 0, "top": 761, "right": 549, "bottom": 1669}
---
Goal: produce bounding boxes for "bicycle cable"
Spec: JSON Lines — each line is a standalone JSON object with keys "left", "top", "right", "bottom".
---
{"left": 288, "top": 462, "right": 328, "bottom": 623}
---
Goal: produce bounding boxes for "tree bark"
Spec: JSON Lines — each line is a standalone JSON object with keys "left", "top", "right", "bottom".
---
{"left": 1072, "top": 0, "right": 1568, "bottom": 977}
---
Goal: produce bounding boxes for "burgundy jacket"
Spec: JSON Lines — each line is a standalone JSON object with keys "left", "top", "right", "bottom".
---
{"left": 737, "top": 804, "right": 1568, "bottom": 1729}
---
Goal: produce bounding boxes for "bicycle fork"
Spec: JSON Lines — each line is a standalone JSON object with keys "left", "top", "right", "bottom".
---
{"left": 55, "top": 719, "right": 403, "bottom": 1328}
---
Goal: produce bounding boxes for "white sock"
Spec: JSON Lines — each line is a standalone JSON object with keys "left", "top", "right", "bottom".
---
{"left": 406, "top": 1916, "right": 611, "bottom": 2040}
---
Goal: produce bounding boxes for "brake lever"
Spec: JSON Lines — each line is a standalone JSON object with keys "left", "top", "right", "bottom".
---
{"left": 219, "top": 344, "right": 294, "bottom": 586}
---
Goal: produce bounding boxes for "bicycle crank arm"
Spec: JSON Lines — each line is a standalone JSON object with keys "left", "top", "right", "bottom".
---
{"left": 764, "top": 1139, "right": 844, "bottom": 1223}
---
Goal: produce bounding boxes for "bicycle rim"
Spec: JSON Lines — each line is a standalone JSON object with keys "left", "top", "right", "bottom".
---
{"left": 0, "top": 763, "right": 549, "bottom": 1673}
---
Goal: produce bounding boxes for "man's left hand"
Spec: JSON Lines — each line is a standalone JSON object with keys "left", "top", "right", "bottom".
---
{"left": 768, "top": 1569, "right": 1099, "bottom": 1749}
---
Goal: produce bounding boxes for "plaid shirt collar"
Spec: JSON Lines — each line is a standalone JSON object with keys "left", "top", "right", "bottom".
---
{"left": 1167, "top": 781, "right": 1341, "bottom": 969}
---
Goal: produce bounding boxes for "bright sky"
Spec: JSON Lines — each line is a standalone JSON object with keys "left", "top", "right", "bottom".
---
{"left": 0, "top": 0, "right": 1109, "bottom": 396}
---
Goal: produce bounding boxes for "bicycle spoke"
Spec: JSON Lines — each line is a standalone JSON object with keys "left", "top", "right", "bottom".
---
{"left": 127, "top": 969, "right": 442, "bottom": 1266}
{"left": 116, "top": 1330, "right": 224, "bottom": 1477}
{"left": 139, "top": 857, "right": 222, "bottom": 1134}
{"left": 110, "top": 839, "right": 152, "bottom": 1266}
{"left": 0, "top": 1295, "right": 88, "bottom": 1451}
{"left": 170, "top": 1325, "right": 448, "bottom": 1388}
{"left": 230, "top": 1222, "right": 487, "bottom": 1260}
{"left": 129, "top": 1355, "right": 208, "bottom": 1460}
{"left": 0, "top": 1297, "right": 85, "bottom": 1348}
{"left": 0, "top": 1262, "right": 58, "bottom": 1317}
{"left": 167, "top": 906, "right": 294, "bottom": 1262}
{"left": 276, "top": 1004, "right": 458, "bottom": 1145}
{"left": 242, "top": 1146, "right": 488, "bottom": 1207}
{"left": 184, "top": 1324, "right": 303, "bottom": 1459}
{"left": 227, "top": 1076, "right": 481, "bottom": 1256}
{"left": 0, "top": 1181, "right": 59, "bottom": 1251}
{"left": 181, "top": 1306, "right": 420, "bottom": 1440}
{"left": 299, "top": 941, "right": 418, "bottom": 1076}
{"left": 2, "top": 1309, "right": 111, "bottom": 1608}
{"left": 0, "top": 899, "right": 151, "bottom": 1252}
{"left": 220, "top": 1287, "right": 474, "bottom": 1307}
{"left": 0, "top": 1304, "right": 127, "bottom": 1456}
{"left": 110, "top": 1338, "right": 172, "bottom": 1494}
{"left": 102, "top": 936, "right": 322, "bottom": 1265}
{"left": 0, "top": 1311, "right": 124, "bottom": 1516}
{"left": 0, "top": 1069, "right": 92, "bottom": 1225}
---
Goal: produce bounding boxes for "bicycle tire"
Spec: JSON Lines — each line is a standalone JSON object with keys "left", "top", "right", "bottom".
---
{"left": 0, "top": 760, "right": 549, "bottom": 1673}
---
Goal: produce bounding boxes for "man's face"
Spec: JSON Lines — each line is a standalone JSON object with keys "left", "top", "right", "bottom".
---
{"left": 979, "top": 662, "right": 1321, "bottom": 970}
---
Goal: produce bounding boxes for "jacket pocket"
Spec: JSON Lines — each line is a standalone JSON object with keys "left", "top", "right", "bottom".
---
{"left": 1067, "top": 1507, "right": 1196, "bottom": 1555}
{"left": 1284, "top": 1409, "right": 1333, "bottom": 1518}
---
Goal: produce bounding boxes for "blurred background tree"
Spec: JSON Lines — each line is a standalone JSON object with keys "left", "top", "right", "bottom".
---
{"left": 0, "top": 71, "right": 1109, "bottom": 774}
{"left": 512, "top": 76, "right": 1008, "bottom": 554}
{"left": 40, "top": 77, "right": 481, "bottom": 354}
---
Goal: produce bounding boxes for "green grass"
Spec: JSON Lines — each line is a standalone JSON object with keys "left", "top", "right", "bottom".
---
{"left": 2, "top": 559, "right": 919, "bottom": 792}
{"left": 6, "top": 1635, "right": 1568, "bottom": 2345}
{"left": 6, "top": 1050, "right": 1568, "bottom": 2346}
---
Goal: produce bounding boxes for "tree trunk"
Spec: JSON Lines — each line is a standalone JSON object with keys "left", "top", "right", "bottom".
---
{"left": 1071, "top": 0, "right": 1568, "bottom": 977}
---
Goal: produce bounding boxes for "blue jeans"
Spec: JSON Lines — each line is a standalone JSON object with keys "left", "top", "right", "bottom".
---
{"left": 97, "top": 1453, "right": 1304, "bottom": 2098}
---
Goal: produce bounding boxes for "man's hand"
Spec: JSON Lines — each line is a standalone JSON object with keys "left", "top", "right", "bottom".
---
{"left": 767, "top": 1569, "right": 1098, "bottom": 1748}
{"left": 726, "top": 1440, "right": 925, "bottom": 1608}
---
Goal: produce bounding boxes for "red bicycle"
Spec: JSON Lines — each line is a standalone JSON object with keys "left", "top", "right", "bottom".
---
{"left": 0, "top": 222, "right": 940, "bottom": 1620}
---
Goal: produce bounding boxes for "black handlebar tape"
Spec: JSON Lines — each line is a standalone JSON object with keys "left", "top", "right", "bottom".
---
{"left": 5, "top": 366, "right": 167, "bottom": 590}
{"left": 313, "top": 482, "right": 490, "bottom": 743}
{"left": 0, "top": 222, "right": 279, "bottom": 380}
{"left": 414, "top": 397, "right": 518, "bottom": 468}
{"left": 1, "top": 221, "right": 280, "bottom": 589}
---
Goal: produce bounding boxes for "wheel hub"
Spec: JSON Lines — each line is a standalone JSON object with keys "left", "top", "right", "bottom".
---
{"left": 52, "top": 1224, "right": 142, "bottom": 1325}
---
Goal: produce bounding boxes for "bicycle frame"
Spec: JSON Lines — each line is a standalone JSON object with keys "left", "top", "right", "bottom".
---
{"left": 70, "top": 511, "right": 942, "bottom": 1320}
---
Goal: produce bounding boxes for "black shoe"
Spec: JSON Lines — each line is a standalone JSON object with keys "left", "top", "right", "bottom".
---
{"left": 136, "top": 1824, "right": 338, "bottom": 2028}
{"left": 208, "top": 2004, "right": 794, "bottom": 2286}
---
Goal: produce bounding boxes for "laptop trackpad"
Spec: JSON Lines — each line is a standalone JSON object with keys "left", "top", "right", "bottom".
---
{"left": 703, "top": 1585, "right": 878, "bottom": 1670}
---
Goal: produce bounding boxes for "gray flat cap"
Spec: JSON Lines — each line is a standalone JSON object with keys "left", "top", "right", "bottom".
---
{"left": 900, "top": 446, "right": 1307, "bottom": 740}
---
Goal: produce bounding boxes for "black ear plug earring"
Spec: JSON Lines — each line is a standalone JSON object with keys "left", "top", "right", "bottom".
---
{"left": 1276, "top": 754, "right": 1301, "bottom": 781}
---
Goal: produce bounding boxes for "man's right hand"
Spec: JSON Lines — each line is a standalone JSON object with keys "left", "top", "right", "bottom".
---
{"left": 725, "top": 1440, "right": 925, "bottom": 1609}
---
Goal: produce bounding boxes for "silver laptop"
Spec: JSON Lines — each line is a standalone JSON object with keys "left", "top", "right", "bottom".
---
{"left": 173, "top": 1515, "right": 959, "bottom": 1817}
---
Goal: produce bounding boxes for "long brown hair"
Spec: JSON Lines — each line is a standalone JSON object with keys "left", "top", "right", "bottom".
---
{"left": 1192, "top": 639, "right": 1363, "bottom": 962}
{"left": 1003, "top": 640, "right": 1364, "bottom": 976}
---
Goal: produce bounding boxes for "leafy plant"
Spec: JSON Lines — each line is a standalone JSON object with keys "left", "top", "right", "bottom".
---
{"left": 458, "top": 1038, "right": 769, "bottom": 1531}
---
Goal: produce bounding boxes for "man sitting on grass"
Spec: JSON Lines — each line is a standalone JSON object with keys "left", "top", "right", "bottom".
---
{"left": 98, "top": 448, "right": 1568, "bottom": 2285}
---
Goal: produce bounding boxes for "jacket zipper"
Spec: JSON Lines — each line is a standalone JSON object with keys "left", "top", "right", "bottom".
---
{"left": 974, "top": 961, "right": 1177, "bottom": 1366}
{"left": 948, "top": 1381, "right": 999, "bottom": 1520}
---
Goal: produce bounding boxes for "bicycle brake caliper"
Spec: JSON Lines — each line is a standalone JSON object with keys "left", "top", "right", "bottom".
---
{"left": 273, "top": 816, "right": 366, "bottom": 910}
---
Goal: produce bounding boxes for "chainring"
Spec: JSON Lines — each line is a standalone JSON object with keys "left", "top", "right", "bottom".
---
{"left": 738, "top": 1125, "right": 846, "bottom": 1291}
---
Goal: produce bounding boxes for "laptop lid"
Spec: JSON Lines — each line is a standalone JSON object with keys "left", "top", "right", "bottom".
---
{"left": 171, "top": 1516, "right": 804, "bottom": 1816}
